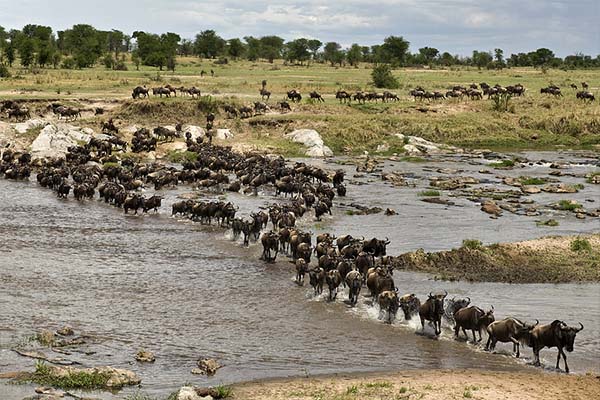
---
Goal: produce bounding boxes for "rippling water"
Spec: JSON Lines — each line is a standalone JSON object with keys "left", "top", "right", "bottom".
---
{"left": 0, "top": 151, "right": 598, "bottom": 399}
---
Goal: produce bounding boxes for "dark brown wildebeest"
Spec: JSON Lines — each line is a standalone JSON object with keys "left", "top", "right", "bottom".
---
{"left": 366, "top": 267, "right": 395, "bottom": 298}
{"left": 142, "top": 195, "right": 162, "bottom": 213}
{"left": 309, "top": 91, "right": 324, "bottom": 102}
{"left": 486, "top": 317, "right": 539, "bottom": 358}
{"left": 383, "top": 91, "right": 399, "bottom": 102}
{"left": 188, "top": 87, "right": 201, "bottom": 98}
{"left": 576, "top": 91, "right": 595, "bottom": 102}
{"left": 223, "top": 104, "right": 238, "bottom": 118}
{"left": 541, "top": 86, "right": 562, "bottom": 97}
{"left": 152, "top": 87, "right": 171, "bottom": 97}
{"left": 259, "top": 87, "right": 271, "bottom": 101}
{"left": 164, "top": 84, "right": 178, "bottom": 96}
{"left": 378, "top": 290, "right": 399, "bottom": 324}
{"left": 419, "top": 290, "right": 448, "bottom": 336}
{"left": 253, "top": 101, "right": 269, "bottom": 114}
{"left": 7, "top": 107, "right": 30, "bottom": 121}
{"left": 287, "top": 89, "right": 302, "bottom": 103}
{"left": 581, "top": 81, "right": 589, "bottom": 90}
{"left": 238, "top": 105, "right": 254, "bottom": 118}
{"left": 279, "top": 101, "right": 291, "bottom": 112}
{"left": 444, "top": 297, "right": 471, "bottom": 325}
{"left": 362, "top": 237, "right": 390, "bottom": 258}
{"left": 326, "top": 269, "right": 342, "bottom": 301}
{"left": 345, "top": 270, "right": 362, "bottom": 306}
{"left": 570, "top": 83, "right": 578, "bottom": 90}
{"left": 309, "top": 267, "right": 325, "bottom": 295}
{"left": 530, "top": 320, "right": 583, "bottom": 373}
{"left": 132, "top": 86, "right": 149, "bottom": 99}
{"left": 295, "top": 258, "right": 308, "bottom": 285}
{"left": 260, "top": 231, "right": 279, "bottom": 262}
{"left": 453, "top": 305, "right": 495, "bottom": 343}
{"left": 335, "top": 90, "right": 351, "bottom": 103}
{"left": 399, "top": 293, "right": 421, "bottom": 321}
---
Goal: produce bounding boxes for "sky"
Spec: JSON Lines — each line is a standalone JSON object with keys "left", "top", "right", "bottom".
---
{"left": 0, "top": 0, "right": 598, "bottom": 57}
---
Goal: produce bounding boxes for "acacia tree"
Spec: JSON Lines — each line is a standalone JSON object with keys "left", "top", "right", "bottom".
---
{"left": 259, "top": 36, "right": 284, "bottom": 63}
{"left": 307, "top": 39, "right": 322, "bottom": 61}
{"left": 346, "top": 43, "right": 362, "bottom": 66}
{"left": 194, "top": 30, "right": 225, "bottom": 58}
{"left": 227, "top": 38, "right": 245, "bottom": 59}
{"left": 133, "top": 31, "right": 180, "bottom": 70}
{"left": 285, "top": 38, "right": 310, "bottom": 64}
{"left": 323, "top": 42, "right": 342, "bottom": 66}
{"left": 380, "top": 36, "right": 410, "bottom": 65}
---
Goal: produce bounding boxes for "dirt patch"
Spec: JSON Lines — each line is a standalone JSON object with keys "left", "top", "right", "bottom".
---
{"left": 232, "top": 369, "right": 600, "bottom": 400}
{"left": 393, "top": 235, "right": 600, "bottom": 283}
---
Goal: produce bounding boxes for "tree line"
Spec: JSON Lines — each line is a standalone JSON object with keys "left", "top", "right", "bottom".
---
{"left": 1, "top": 24, "right": 599, "bottom": 75}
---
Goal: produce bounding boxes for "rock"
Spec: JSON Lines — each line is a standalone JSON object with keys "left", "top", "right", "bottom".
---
{"left": 135, "top": 349, "right": 155, "bottom": 363}
{"left": 56, "top": 326, "right": 74, "bottom": 336}
{"left": 37, "top": 329, "right": 56, "bottom": 346}
{"left": 215, "top": 128, "right": 233, "bottom": 140}
{"left": 521, "top": 186, "right": 541, "bottom": 194}
{"left": 376, "top": 144, "right": 390, "bottom": 153}
{"left": 542, "top": 183, "right": 578, "bottom": 193}
{"left": 285, "top": 129, "right": 333, "bottom": 158}
{"left": 429, "top": 177, "right": 478, "bottom": 190}
{"left": 587, "top": 174, "right": 600, "bottom": 184}
{"left": 177, "top": 386, "right": 202, "bottom": 400}
{"left": 503, "top": 177, "right": 521, "bottom": 187}
{"left": 421, "top": 198, "right": 455, "bottom": 206}
{"left": 481, "top": 200, "right": 502, "bottom": 216}
{"left": 195, "top": 358, "right": 221, "bottom": 376}
{"left": 381, "top": 172, "right": 405, "bottom": 186}
{"left": 15, "top": 119, "right": 47, "bottom": 134}
{"left": 30, "top": 124, "right": 93, "bottom": 160}
{"left": 39, "top": 366, "right": 140, "bottom": 388}
{"left": 181, "top": 125, "right": 205, "bottom": 141}
{"left": 576, "top": 213, "right": 586, "bottom": 219}
{"left": 384, "top": 208, "right": 397, "bottom": 215}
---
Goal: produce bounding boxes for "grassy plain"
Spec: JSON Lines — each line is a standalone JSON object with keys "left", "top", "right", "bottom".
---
{"left": 1, "top": 57, "right": 599, "bottom": 155}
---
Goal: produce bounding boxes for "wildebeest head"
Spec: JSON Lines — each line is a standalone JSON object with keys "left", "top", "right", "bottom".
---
{"left": 553, "top": 320, "right": 584, "bottom": 352}
{"left": 429, "top": 290, "right": 448, "bottom": 317}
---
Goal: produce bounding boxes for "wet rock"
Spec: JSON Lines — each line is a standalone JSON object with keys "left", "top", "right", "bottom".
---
{"left": 376, "top": 144, "right": 390, "bottom": 153}
{"left": 285, "top": 129, "right": 333, "bottom": 157}
{"left": 135, "top": 349, "right": 155, "bottom": 363}
{"left": 576, "top": 213, "right": 586, "bottom": 219}
{"left": 56, "top": 326, "right": 74, "bottom": 336}
{"left": 395, "top": 134, "right": 458, "bottom": 155}
{"left": 522, "top": 186, "right": 541, "bottom": 194}
{"left": 421, "top": 198, "right": 455, "bottom": 206}
{"left": 177, "top": 386, "right": 203, "bottom": 400}
{"left": 429, "top": 177, "right": 478, "bottom": 190}
{"left": 183, "top": 125, "right": 205, "bottom": 140}
{"left": 37, "top": 366, "right": 140, "bottom": 388}
{"left": 30, "top": 124, "right": 93, "bottom": 160}
{"left": 37, "top": 329, "right": 56, "bottom": 346}
{"left": 503, "top": 177, "right": 521, "bottom": 187}
{"left": 381, "top": 172, "right": 405, "bottom": 186}
{"left": 384, "top": 208, "right": 397, "bottom": 216}
{"left": 587, "top": 174, "right": 600, "bottom": 184}
{"left": 481, "top": 200, "right": 502, "bottom": 216}
{"left": 550, "top": 163, "right": 567, "bottom": 169}
{"left": 542, "top": 183, "right": 578, "bottom": 193}
{"left": 194, "top": 358, "right": 221, "bottom": 376}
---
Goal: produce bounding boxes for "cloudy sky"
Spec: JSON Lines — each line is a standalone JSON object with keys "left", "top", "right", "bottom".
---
{"left": 0, "top": 0, "right": 598, "bottom": 56}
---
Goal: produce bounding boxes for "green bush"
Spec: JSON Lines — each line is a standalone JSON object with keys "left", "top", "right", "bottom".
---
{"left": 462, "top": 239, "right": 483, "bottom": 250}
{"left": 418, "top": 190, "right": 441, "bottom": 197}
{"left": 371, "top": 64, "right": 399, "bottom": 89}
{"left": 571, "top": 238, "right": 592, "bottom": 252}
{"left": 61, "top": 57, "right": 77, "bottom": 69}
{"left": 0, "top": 64, "right": 11, "bottom": 78}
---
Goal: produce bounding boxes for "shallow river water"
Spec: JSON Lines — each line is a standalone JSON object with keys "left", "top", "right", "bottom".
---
{"left": 0, "top": 151, "right": 598, "bottom": 399}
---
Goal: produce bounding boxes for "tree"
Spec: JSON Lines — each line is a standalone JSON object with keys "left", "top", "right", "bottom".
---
{"left": 493, "top": 48, "right": 505, "bottom": 69}
{"left": 418, "top": 46, "right": 439, "bottom": 65}
{"left": 61, "top": 24, "right": 103, "bottom": 68}
{"left": 259, "top": 36, "right": 284, "bottom": 63}
{"left": 194, "top": 30, "right": 225, "bottom": 58}
{"left": 227, "top": 38, "right": 245, "bottom": 59}
{"left": 179, "top": 39, "right": 193, "bottom": 56}
{"left": 244, "top": 36, "right": 260, "bottom": 61}
{"left": 472, "top": 50, "right": 492, "bottom": 69}
{"left": 380, "top": 36, "right": 410, "bottom": 65}
{"left": 371, "top": 64, "right": 399, "bottom": 88}
{"left": 346, "top": 43, "right": 362, "bottom": 66}
{"left": 529, "top": 48, "right": 555, "bottom": 67}
{"left": 133, "top": 31, "right": 180, "bottom": 70}
{"left": 323, "top": 42, "right": 342, "bottom": 66}
{"left": 19, "top": 38, "right": 35, "bottom": 67}
{"left": 285, "top": 38, "right": 310, "bottom": 64}
{"left": 307, "top": 39, "right": 322, "bottom": 60}
{"left": 439, "top": 52, "right": 457, "bottom": 67}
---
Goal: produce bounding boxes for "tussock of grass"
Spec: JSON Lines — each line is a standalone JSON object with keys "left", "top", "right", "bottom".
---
{"left": 536, "top": 219, "right": 559, "bottom": 227}
{"left": 519, "top": 176, "right": 547, "bottom": 185}
{"left": 489, "top": 159, "right": 516, "bottom": 168}
{"left": 571, "top": 238, "right": 592, "bottom": 252}
{"left": 556, "top": 200, "right": 582, "bottom": 211}
{"left": 28, "top": 361, "right": 112, "bottom": 390}
{"left": 167, "top": 150, "right": 198, "bottom": 163}
{"left": 462, "top": 239, "right": 483, "bottom": 250}
{"left": 418, "top": 190, "right": 441, "bottom": 197}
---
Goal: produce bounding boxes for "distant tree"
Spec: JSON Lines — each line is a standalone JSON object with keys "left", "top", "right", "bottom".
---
{"left": 19, "top": 38, "right": 35, "bottom": 67}
{"left": 472, "top": 50, "right": 493, "bottom": 69}
{"left": 346, "top": 43, "right": 362, "bottom": 66}
{"left": 244, "top": 36, "right": 260, "bottom": 61}
{"left": 529, "top": 48, "right": 555, "bottom": 67}
{"left": 194, "top": 30, "right": 225, "bottom": 58}
{"left": 323, "top": 42, "right": 343, "bottom": 66}
{"left": 439, "top": 52, "right": 456, "bottom": 66}
{"left": 62, "top": 24, "right": 103, "bottom": 68}
{"left": 493, "top": 48, "right": 505, "bottom": 69}
{"left": 227, "top": 38, "right": 245, "bottom": 59}
{"left": 133, "top": 31, "right": 180, "bottom": 70}
{"left": 380, "top": 36, "right": 410, "bottom": 65}
{"left": 179, "top": 39, "right": 193, "bottom": 56}
{"left": 307, "top": 39, "right": 322, "bottom": 60}
{"left": 361, "top": 46, "right": 371, "bottom": 62}
{"left": 259, "top": 36, "right": 284, "bottom": 63}
{"left": 107, "top": 30, "right": 124, "bottom": 61}
{"left": 417, "top": 46, "right": 439, "bottom": 65}
{"left": 285, "top": 38, "right": 310, "bottom": 64}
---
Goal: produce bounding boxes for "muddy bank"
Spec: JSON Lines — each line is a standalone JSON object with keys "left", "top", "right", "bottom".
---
{"left": 231, "top": 369, "right": 600, "bottom": 400}
{"left": 393, "top": 234, "right": 600, "bottom": 283}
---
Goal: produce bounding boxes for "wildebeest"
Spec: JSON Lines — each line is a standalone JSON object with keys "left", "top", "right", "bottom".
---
{"left": 325, "top": 269, "right": 342, "bottom": 301}
{"left": 152, "top": 87, "right": 171, "bottom": 97}
{"left": 399, "top": 293, "right": 421, "bottom": 321}
{"left": 309, "top": 91, "right": 324, "bottom": 102}
{"left": 7, "top": 107, "right": 30, "bottom": 121}
{"left": 454, "top": 305, "right": 495, "bottom": 343}
{"left": 576, "top": 91, "right": 595, "bottom": 102}
{"left": 444, "top": 297, "right": 471, "bottom": 325}
{"left": 259, "top": 88, "right": 271, "bottom": 101}
{"left": 530, "top": 320, "right": 583, "bottom": 373}
{"left": 295, "top": 258, "right": 308, "bottom": 285}
{"left": 142, "top": 195, "right": 162, "bottom": 213}
{"left": 345, "top": 270, "right": 362, "bottom": 306}
{"left": 335, "top": 90, "right": 351, "bottom": 103}
{"left": 366, "top": 267, "right": 395, "bottom": 298}
{"left": 541, "top": 86, "right": 562, "bottom": 97}
{"left": 362, "top": 237, "right": 390, "bottom": 258}
{"left": 260, "top": 231, "right": 279, "bottom": 262}
{"left": 378, "top": 290, "right": 399, "bottom": 324}
{"left": 309, "top": 267, "right": 325, "bottom": 295}
{"left": 486, "top": 317, "right": 539, "bottom": 358}
{"left": 287, "top": 89, "right": 302, "bottom": 103}
{"left": 132, "top": 86, "right": 149, "bottom": 99}
{"left": 419, "top": 290, "right": 448, "bottom": 336}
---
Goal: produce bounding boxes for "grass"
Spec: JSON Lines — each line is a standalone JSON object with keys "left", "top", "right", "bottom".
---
{"left": 586, "top": 172, "right": 600, "bottom": 184}
{"left": 556, "top": 200, "right": 582, "bottom": 211}
{"left": 519, "top": 176, "right": 547, "bottom": 185}
{"left": 571, "top": 238, "right": 592, "bottom": 252}
{"left": 27, "top": 361, "right": 112, "bottom": 390}
{"left": 536, "top": 219, "right": 559, "bottom": 227}
{"left": 462, "top": 239, "right": 483, "bottom": 250}
{"left": 489, "top": 159, "right": 516, "bottom": 168}
{"left": 346, "top": 385, "right": 359, "bottom": 395}
{"left": 166, "top": 150, "right": 198, "bottom": 163}
{"left": 401, "top": 156, "right": 428, "bottom": 162}
{"left": 2, "top": 59, "right": 600, "bottom": 154}
{"left": 418, "top": 189, "right": 441, "bottom": 197}
{"left": 364, "top": 382, "right": 393, "bottom": 389}
{"left": 214, "top": 385, "right": 233, "bottom": 398}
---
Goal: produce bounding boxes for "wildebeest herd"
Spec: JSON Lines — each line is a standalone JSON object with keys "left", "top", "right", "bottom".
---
{"left": 0, "top": 118, "right": 586, "bottom": 373}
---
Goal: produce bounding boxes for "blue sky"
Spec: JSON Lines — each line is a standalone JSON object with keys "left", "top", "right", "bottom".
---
{"left": 0, "top": 0, "right": 598, "bottom": 56}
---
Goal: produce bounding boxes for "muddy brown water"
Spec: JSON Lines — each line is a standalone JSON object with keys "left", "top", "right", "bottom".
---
{"left": 0, "top": 151, "right": 598, "bottom": 399}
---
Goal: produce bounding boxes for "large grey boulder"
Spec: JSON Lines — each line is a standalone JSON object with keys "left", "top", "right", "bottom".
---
{"left": 285, "top": 129, "right": 333, "bottom": 157}
{"left": 30, "top": 123, "right": 93, "bottom": 160}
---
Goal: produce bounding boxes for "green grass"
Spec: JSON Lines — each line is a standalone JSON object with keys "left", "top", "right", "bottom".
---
{"left": 418, "top": 189, "right": 441, "bottom": 197}
{"left": 27, "top": 361, "right": 112, "bottom": 390}
{"left": 571, "top": 238, "right": 592, "bottom": 252}
{"left": 463, "top": 390, "right": 473, "bottom": 398}
{"left": 556, "top": 200, "right": 582, "bottom": 211}
{"left": 519, "top": 176, "right": 547, "bottom": 185}
{"left": 346, "top": 385, "right": 359, "bottom": 395}
{"left": 536, "top": 219, "right": 559, "bottom": 227}
{"left": 214, "top": 385, "right": 233, "bottom": 398}
{"left": 401, "top": 156, "right": 428, "bottom": 162}
{"left": 489, "top": 159, "right": 516, "bottom": 168}
{"left": 166, "top": 150, "right": 198, "bottom": 163}
{"left": 586, "top": 172, "right": 600, "bottom": 184}
{"left": 399, "top": 386, "right": 408, "bottom": 394}
{"left": 462, "top": 239, "right": 483, "bottom": 250}
{"left": 364, "top": 381, "right": 393, "bottom": 389}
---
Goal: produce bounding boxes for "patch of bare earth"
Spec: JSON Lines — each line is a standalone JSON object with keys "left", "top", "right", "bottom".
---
{"left": 231, "top": 369, "right": 600, "bottom": 400}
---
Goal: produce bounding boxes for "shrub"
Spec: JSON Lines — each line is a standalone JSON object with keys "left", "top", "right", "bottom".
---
{"left": 519, "top": 176, "right": 547, "bottom": 185}
{"left": 418, "top": 190, "right": 441, "bottom": 197}
{"left": 371, "top": 64, "right": 399, "bottom": 89}
{"left": 491, "top": 92, "right": 513, "bottom": 112}
{"left": 61, "top": 57, "right": 77, "bottom": 69}
{"left": 214, "top": 385, "right": 233, "bottom": 398}
{"left": 0, "top": 64, "right": 11, "bottom": 78}
{"left": 197, "top": 95, "right": 218, "bottom": 114}
{"left": 571, "top": 238, "right": 592, "bottom": 252}
{"left": 28, "top": 361, "right": 112, "bottom": 390}
{"left": 462, "top": 239, "right": 483, "bottom": 250}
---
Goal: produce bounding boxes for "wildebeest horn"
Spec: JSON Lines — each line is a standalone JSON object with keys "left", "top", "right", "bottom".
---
{"left": 429, "top": 292, "right": 433, "bottom": 298}
{"left": 443, "top": 290, "right": 448, "bottom": 297}
{"left": 576, "top": 322, "right": 584, "bottom": 332}
{"left": 466, "top": 297, "right": 471, "bottom": 303}
{"left": 533, "top": 319, "right": 539, "bottom": 327}
{"left": 490, "top": 305, "right": 494, "bottom": 312}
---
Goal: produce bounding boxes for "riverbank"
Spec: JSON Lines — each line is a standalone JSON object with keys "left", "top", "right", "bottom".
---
{"left": 230, "top": 369, "right": 600, "bottom": 400}
{"left": 393, "top": 234, "right": 600, "bottom": 283}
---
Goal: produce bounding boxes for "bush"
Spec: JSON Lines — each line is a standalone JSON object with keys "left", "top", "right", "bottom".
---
{"left": 571, "top": 238, "right": 592, "bottom": 252}
{"left": 61, "top": 57, "right": 77, "bottom": 69}
{"left": 197, "top": 95, "right": 218, "bottom": 114}
{"left": 418, "top": 190, "right": 441, "bottom": 197}
{"left": 491, "top": 92, "right": 513, "bottom": 112}
{"left": 462, "top": 239, "right": 483, "bottom": 250}
{"left": 0, "top": 64, "right": 10, "bottom": 78}
{"left": 371, "top": 64, "right": 399, "bottom": 89}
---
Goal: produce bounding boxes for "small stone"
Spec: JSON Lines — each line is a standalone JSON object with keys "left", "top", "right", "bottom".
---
{"left": 384, "top": 208, "right": 397, "bottom": 216}
{"left": 177, "top": 386, "right": 202, "bottom": 400}
{"left": 481, "top": 200, "right": 502, "bottom": 216}
{"left": 56, "top": 326, "right": 74, "bottom": 336}
{"left": 576, "top": 213, "right": 586, "bottom": 219}
{"left": 195, "top": 358, "right": 221, "bottom": 376}
{"left": 521, "top": 186, "right": 541, "bottom": 194}
{"left": 135, "top": 349, "right": 156, "bottom": 363}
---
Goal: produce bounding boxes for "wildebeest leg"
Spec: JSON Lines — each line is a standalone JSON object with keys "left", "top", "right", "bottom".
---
{"left": 558, "top": 347, "right": 569, "bottom": 373}
{"left": 509, "top": 336, "right": 520, "bottom": 357}
{"left": 454, "top": 324, "right": 460, "bottom": 338}
{"left": 533, "top": 346, "right": 541, "bottom": 366}
{"left": 472, "top": 329, "right": 478, "bottom": 343}
{"left": 420, "top": 317, "right": 425, "bottom": 332}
